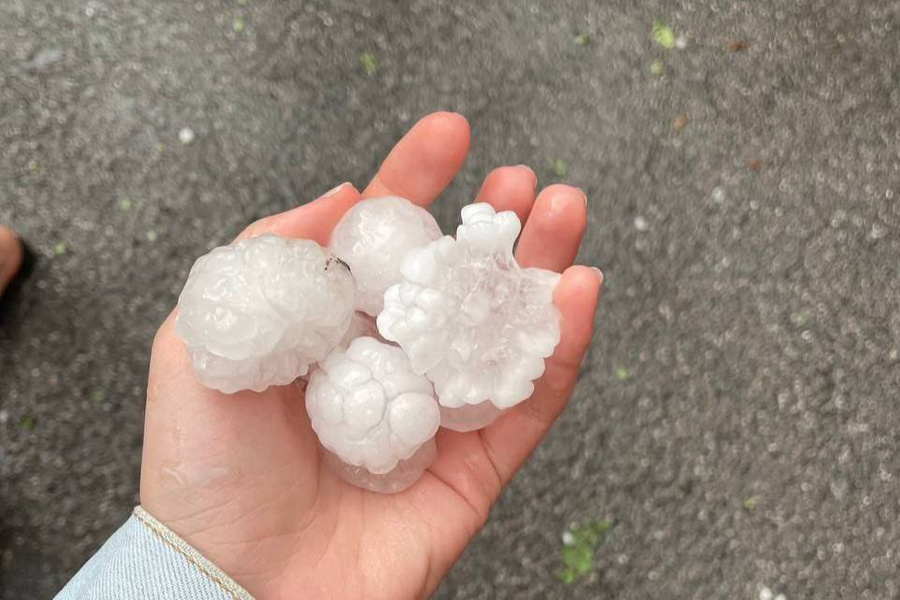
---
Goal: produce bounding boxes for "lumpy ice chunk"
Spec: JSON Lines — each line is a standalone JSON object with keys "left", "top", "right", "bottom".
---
{"left": 306, "top": 337, "right": 440, "bottom": 487}
{"left": 329, "top": 196, "right": 442, "bottom": 316}
{"left": 321, "top": 441, "right": 436, "bottom": 494}
{"left": 439, "top": 401, "right": 504, "bottom": 432}
{"left": 378, "top": 203, "right": 561, "bottom": 410}
{"left": 175, "top": 234, "right": 355, "bottom": 394}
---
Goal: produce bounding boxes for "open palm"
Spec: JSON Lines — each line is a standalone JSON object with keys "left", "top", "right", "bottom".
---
{"left": 140, "top": 112, "right": 601, "bottom": 599}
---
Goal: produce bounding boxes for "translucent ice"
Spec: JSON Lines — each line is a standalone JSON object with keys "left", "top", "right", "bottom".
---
{"left": 306, "top": 337, "right": 440, "bottom": 488}
{"left": 321, "top": 441, "right": 436, "bottom": 494}
{"left": 378, "top": 203, "right": 561, "bottom": 410}
{"left": 175, "top": 235, "right": 355, "bottom": 394}
{"left": 338, "top": 311, "right": 380, "bottom": 350}
{"left": 439, "top": 401, "right": 504, "bottom": 432}
{"left": 329, "top": 196, "right": 442, "bottom": 316}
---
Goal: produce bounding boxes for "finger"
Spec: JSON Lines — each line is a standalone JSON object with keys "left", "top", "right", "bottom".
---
{"left": 235, "top": 182, "right": 361, "bottom": 245}
{"left": 422, "top": 266, "right": 601, "bottom": 513}
{"left": 514, "top": 184, "right": 587, "bottom": 271}
{"left": 475, "top": 165, "right": 537, "bottom": 224}
{"left": 362, "top": 112, "right": 470, "bottom": 207}
{"left": 0, "top": 226, "right": 23, "bottom": 295}
{"left": 477, "top": 265, "right": 602, "bottom": 486}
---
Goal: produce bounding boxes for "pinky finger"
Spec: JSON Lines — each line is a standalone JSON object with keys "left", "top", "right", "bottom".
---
{"left": 477, "top": 265, "right": 602, "bottom": 486}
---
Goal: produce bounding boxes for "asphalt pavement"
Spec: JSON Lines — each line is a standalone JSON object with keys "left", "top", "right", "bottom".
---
{"left": 1, "top": 1, "right": 899, "bottom": 598}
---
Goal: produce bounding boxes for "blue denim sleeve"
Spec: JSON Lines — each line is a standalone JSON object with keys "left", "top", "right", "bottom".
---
{"left": 55, "top": 507, "right": 254, "bottom": 600}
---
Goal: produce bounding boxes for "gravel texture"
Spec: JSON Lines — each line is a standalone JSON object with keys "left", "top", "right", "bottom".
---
{"left": 1, "top": 1, "right": 898, "bottom": 598}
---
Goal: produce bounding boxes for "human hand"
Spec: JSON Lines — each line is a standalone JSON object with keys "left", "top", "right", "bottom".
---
{"left": 0, "top": 226, "right": 23, "bottom": 297}
{"left": 140, "top": 112, "right": 601, "bottom": 599}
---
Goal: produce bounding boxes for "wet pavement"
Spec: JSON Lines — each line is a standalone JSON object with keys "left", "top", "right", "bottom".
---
{"left": 1, "top": 1, "right": 899, "bottom": 598}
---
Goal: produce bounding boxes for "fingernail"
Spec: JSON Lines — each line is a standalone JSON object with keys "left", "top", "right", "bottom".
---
{"left": 323, "top": 182, "right": 350, "bottom": 198}
{"left": 579, "top": 188, "right": 588, "bottom": 207}
{"left": 514, "top": 164, "right": 538, "bottom": 189}
{"left": 591, "top": 267, "right": 604, "bottom": 283}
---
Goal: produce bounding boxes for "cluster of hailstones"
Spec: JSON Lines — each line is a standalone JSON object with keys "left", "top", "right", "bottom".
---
{"left": 175, "top": 197, "right": 561, "bottom": 493}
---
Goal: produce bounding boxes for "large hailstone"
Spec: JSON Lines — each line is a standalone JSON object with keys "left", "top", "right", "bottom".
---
{"left": 175, "top": 234, "right": 355, "bottom": 394}
{"left": 329, "top": 196, "right": 442, "bottom": 316}
{"left": 438, "top": 401, "right": 504, "bottom": 433}
{"left": 377, "top": 203, "right": 561, "bottom": 421}
{"left": 306, "top": 336, "right": 441, "bottom": 492}
{"left": 320, "top": 440, "right": 437, "bottom": 495}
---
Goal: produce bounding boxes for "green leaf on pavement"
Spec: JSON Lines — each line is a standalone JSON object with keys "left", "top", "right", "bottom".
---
{"left": 556, "top": 519, "right": 612, "bottom": 584}
{"left": 360, "top": 52, "right": 378, "bottom": 76}
{"left": 652, "top": 21, "right": 675, "bottom": 49}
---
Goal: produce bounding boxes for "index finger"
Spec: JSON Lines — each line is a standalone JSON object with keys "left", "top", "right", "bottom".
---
{"left": 362, "top": 112, "right": 470, "bottom": 207}
{"left": 235, "top": 182, "right": 361, "bottom": 245}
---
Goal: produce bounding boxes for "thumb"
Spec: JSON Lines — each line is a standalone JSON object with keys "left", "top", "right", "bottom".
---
{"left": 139, "top": 183, "right": 360, "bottom": 529}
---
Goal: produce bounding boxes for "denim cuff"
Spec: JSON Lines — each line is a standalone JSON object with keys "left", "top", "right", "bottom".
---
{"left": 55, "top": 506, "right": 253, "bottom": 600}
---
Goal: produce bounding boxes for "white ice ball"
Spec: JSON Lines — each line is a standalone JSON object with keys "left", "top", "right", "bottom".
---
{"left": 306, "top": 337, "right": 441, "bottom": 479}
{"left": 320, "top": 441, "right": 436, "bottom": 494}
{"left": 329, "top": 196, "right": 442, "bottom": 316}
{"left": 378, "top": 203, "right": 561, "bottom": 410}
{"left": 175, "top": 234, "right": 355, "bottom": 394}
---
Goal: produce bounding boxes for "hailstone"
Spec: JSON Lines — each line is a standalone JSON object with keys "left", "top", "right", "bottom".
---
{"left": 439, "top": 401, "right": 504, "bottom": 433}
{"left": 329, "top": 196, "right": 442, "bottom": 316}
{"left": 377, "top": 203, "right": 561, "bottom": 411}
{"left": 175, "top": 234, "right": 355, "bottom": 394}
{"left": 321, "top": 441, "right": 436, "bottom": 494}
{"left": 338, "top": 311, "right": 380, "bottom": 350}
{"left": 305, "top": 336, "right": 441, "bottom": 489}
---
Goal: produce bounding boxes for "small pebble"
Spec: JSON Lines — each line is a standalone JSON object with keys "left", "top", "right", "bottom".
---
{"left": 675, "top": 36, "right": 687, "bottom": 49}
{"left": 634, "top": 216, "right": 649, "bottom": 231}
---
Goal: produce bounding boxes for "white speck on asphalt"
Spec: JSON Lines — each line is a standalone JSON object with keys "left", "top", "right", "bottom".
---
{"left": 179, "top": 127, "right": 195, "bottom": 145}
{"left": 25, "top": 48, "right": 63, "bottom": 70}
{"left": 634, "top": 216, "right": 649, "bottom": 231}
{"left": 712, "top": 186, "right": 726, "bottom": 203}
{"left": 759, "top": 586, "right": 786, "bottom": 600}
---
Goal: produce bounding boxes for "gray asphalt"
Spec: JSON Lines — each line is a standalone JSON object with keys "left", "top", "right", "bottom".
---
{"left": 1, "top": 1, "right": 899, "bottom": 598}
